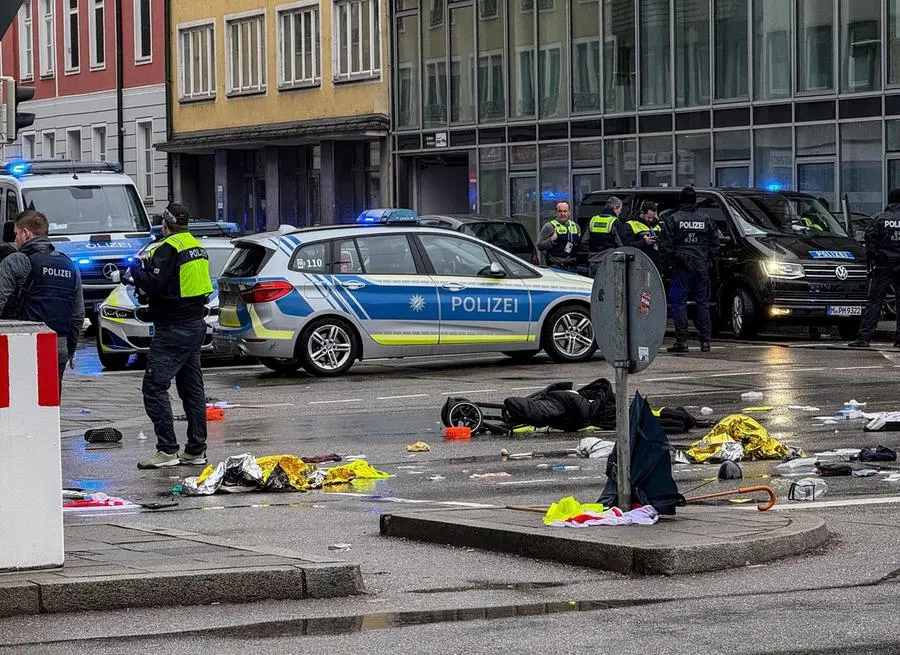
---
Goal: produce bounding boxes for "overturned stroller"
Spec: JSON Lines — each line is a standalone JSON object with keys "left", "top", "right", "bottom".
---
{"left": 440, "top": 378, "right": 709, "bottom": 436}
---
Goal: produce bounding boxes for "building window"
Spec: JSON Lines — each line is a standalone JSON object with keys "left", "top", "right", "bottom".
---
{"left": 136, "top": 121, "right": 154, "bottom": 201}
{"left": 478, "top": 0, "right": 505, "bottom": 121}
{"left": 226, "top": 13, "right": 266, "bottom": 94}
{"left": 92, "top": 125, "right": 106, "bottom": 161}
{"left": 424, "top": 60, "right": 448, "bottom": 124}
{"left": 571, "top": 0, "right": 601, "bottom": 113}
{"left": 279, "top": 4, "right": 320, "bottom": 87}
{"left": 22, "top": 133, "right": 36, "bottom": 160}
{"left": 39, "top": 0, "right": 55, "bottom": 77}
{"left": 179, "top": 23, "right": 216, "bottom": 100}
{"left": 754, "top": 127, "right": 792, "bottom": 189}
{"left": 841, "top": 121, "right": 882, "bottom": 215}
{"left": 640, "top": 0, "right": 670, "bottom": 107}
{"left": 396, "top": 15, "right": 419, "bottom": 127}
{"left": 841, "top": 0, "right": 881, "bottom": 93}
{"left": 19, "top": 3, "right": 34, "bottom": 80}
{"left": 90, "top": 0, "right": 105, "bottom": 67}
{"left": 450, "top": 4, "right": 474, "bottom": 123}
{"left": 422, "top": 0, "right": 446, "bottom": 126}
{"left": 889, "top": 0, "right": 900, "bottom": 85}
{"left": 754, "top": 0, "right": 791, "bottom": 100}
{"left": 479, "top": 0, "right": 499, "bottom": 19}
{"left": 798, "top": 0, "right": 834, "bottom": 93}
{"left": 134, "top": 0, "right": 151, "bottom": 63}
{"left": 42, "top": 131, "right": 56, "bottom": 159}
{"left": 66, "top": 129, "right": 81, "bottom": 161}
{"left": 675, "top": 0, "right": 710, "bottom": 107}
{"left": 604, "top": 0, "right": 635, "bottom": 112}
{"left": 65, "top": 0, "right": 80, "bottom": 72}
{"left": 714, "top": 0, "right": 748, "bottom": 100}
{"left": 333, "top": 0, "right": 382, "bottom": 81}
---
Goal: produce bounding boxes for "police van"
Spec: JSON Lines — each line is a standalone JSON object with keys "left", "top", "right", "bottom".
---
{"left": 0, "top": 160, "right": 152, "bottom": 317}
{"left": 578, "top": 187, "right": 869, "bottom": 339}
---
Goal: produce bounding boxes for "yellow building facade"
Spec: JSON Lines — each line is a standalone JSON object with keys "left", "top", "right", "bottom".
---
{"left": 161, "top": 0, "right": 391, "bottom": 228}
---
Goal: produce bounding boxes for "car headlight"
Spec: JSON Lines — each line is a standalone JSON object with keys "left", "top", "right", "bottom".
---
{"left": 100, "top": 306, "right": 136, "bottom": 319}
{"left": 761, "top": 260, "right": 805, "bottom": 280}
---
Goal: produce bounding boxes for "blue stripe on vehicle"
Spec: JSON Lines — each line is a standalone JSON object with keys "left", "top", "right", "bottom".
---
{"left": 301, "top": 274, "right": 338, "bottom": 310}
{"left": 329, "top": 276, "right": 371, "bottom": 320}
{"left": 285, "top": 235, "right": 302, "bottom": 247}
{"left": 315, "top": 274, "right": 361, "bottom": 319}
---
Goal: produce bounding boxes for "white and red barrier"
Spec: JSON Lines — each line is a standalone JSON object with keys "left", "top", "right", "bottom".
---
{"left": 0, "top": 321, "right": 63, "bottom": 571}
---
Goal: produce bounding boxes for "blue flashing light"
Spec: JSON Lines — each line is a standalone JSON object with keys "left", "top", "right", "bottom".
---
{"left": 764, "top": 181, "right": 783, "bottom": 192}
{"left": 126, "top": 257, "right": 134, "bottom": 263}
{"left": 541, "top": 190, "right": 570, "bottom": 202}
{"left": 7, "top": 162, "right": 30, "bottom": 177}
{"left": 77, "top": 258, "right": 90, "bottom": 266}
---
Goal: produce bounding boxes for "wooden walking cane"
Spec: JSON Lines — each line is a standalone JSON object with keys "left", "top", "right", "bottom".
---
{"left": 685, "top": 485, "right": 777, "bottom": 511}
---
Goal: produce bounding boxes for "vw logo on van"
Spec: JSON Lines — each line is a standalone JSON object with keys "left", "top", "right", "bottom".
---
{"left": 102, "top": 263, "right": 119, "bottom": 280}
{"left": 834, "top": 266, "right": 848, "bottom": 281}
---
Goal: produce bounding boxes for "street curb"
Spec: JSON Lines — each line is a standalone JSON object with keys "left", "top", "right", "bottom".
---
{"left": 380, "top": 506, "right": 829, "bottom": 576}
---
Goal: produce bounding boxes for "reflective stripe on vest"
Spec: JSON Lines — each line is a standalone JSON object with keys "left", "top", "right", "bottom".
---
{"left": 148, "top": 232, "right": 213, "bottom": 299}
{"left": 589, "top": 214, "right": 616, "bottom": 233}
{"left": 550, "top": 219, "right": 579, "bottom": 236}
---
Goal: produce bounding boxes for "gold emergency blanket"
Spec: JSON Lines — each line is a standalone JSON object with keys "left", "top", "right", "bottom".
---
{"left": 686, "top": 414, "right": 791, "bottom": 463}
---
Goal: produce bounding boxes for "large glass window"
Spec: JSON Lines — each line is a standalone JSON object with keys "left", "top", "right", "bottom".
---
{"left": 450, "top": 5, "right": 474, "bottom": 123}
{"left": 798, "top": 0, "right": 834, "bottom": 93}
{"left": 840, "top": 0, "right": 881, "bottom": 93}
{"left": 571, "top": 0, "right": 601, "bottom": 113}
{"left": 603, "top": 0, "right": 635, "bottom": 112}
{"left": 422, "top": 0, "right": 446, "bottom": 126}
{"left": 891, "top": 1, "right": 900, "bottom": 85}
{"left": 715, "top": 130, "right": 750, "bottom": 161}
{"left": 754, "top": 127, "right": 793, "bottom": 190}
{"left": 676, "top": 133, "right": 712, "bottom": 187}
{"left": 754, "top": 0, "right": 791, "bottom": 100}
{"left": 511, "top": 175, "right": 538, "bottom": 236}
{"left": 509, "top": 3, "right": 535, "bottom": 118}
{"left": 675, "top": 0, "right": 710, "bottom": 107}
{"left": 478, "top": 0, "right": 505, "bottom": 121}
{"left": 796, "top": 124, "right": 836, "bottom": 156}
{"left": 333, "top": 0, "right": 381, "bottom": 80}
{"left": 479, "top": 147, "right": 507, "bottom": 217}
{"left": 640, "top": 0, "right": 670, "bottom": 107}
{"left": 605, "top": 137, "right": 636, "bottom": 188}
{"left": 640, "top": 136, "right": 673, "bottom": 167}
{"left": 396, "top": 15, "right": 419, "bottom": 128}
{"left": 840, "top": 122, "right": 882, "bottom": 215}
{"left": 280, "top": 5, "right": 321, "bottom": 87}
{"left": 714, "top": 0, "right": 748, "bottom": 100}
{"left": 539, "top": 144, "right": 569, "bottom": 220}
{"left": 797, "top": 162, "right": 836, "bottom": 207}
{"left": 226, "top": 14, "right": 266, "bottom": 94}
{"left": 538, "top": 3, "right": 566, "bottom": 118}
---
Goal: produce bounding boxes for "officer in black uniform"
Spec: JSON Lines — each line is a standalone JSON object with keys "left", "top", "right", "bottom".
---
{"left": 536, "top": 201, "right": 581, "bottom": 272}
{"left": 661, "top": 187, "right": 720, "bottom": 353}
{"left": 0, "top": 211, "right": 83, "bottom": 393}
{"left": 848, "top": 188, "right": 900, "bottom": 348}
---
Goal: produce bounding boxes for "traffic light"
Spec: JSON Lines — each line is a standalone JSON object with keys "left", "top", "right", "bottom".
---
{"left": 3, "top": 77, "right": 35, "bottom": 143}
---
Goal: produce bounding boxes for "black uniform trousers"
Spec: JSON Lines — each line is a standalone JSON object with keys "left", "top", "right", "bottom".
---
{"left": 857, "top": 266, "right": 900, "bottom": 341}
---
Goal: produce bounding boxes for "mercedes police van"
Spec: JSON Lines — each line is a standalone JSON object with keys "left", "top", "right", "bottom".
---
{"left": 0, "top": 160, "right": 152, "bottom": 317}
{"left": 577, "top": 187, "right": 869, "bottom": 339}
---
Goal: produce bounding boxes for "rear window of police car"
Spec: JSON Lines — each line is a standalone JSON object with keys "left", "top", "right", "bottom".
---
{"left": 222, "top": 244, "right": 270, "bottom": 277}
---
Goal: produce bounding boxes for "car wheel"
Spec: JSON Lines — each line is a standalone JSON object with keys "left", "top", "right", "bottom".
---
{"left": 838, "top": 321, "right": 862, "bottom": 341}
{"left": 730, "top": 288, "right": 760, "bottom": 339}
{"left": 259, "top": 357, "right": 302, "bottom": 373}
{"left": 299, "top": 317, "right": 359, "bottom": 377}
{"left": 502, "top": 350, "right": 539, "bottom": 362}
{"left": 95, "top": 331, "right": 131, "bottom": 371}
{"left": 543, "top": 305, "right": 597, "bottom": 363}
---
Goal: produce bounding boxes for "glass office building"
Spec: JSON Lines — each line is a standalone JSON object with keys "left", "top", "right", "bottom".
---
{"left": 392, "top": 0, "right": 900, "bottom": 235}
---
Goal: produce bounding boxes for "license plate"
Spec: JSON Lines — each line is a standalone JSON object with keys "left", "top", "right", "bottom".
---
{"left": 148, "top": 325, "right": 155, "bottom": 337}
{"left": 827, "top": 305, "right": 863, "bottom": 317}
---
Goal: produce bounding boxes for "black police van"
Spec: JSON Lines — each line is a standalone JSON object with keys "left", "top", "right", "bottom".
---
{"left": 577, "top": 188, "right": 868, "bottom": 339}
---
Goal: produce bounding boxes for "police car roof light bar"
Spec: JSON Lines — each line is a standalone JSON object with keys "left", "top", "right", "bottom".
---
{"left": 0, "top": 159, "right": 124, "bottom": 177}
{"left": 356, "top": 208, "right": 420, "bottom": 225}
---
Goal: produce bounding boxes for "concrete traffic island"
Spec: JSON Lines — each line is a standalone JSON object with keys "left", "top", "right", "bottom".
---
{"left": 0, "top": 523, "right": 365, "bottom": 617}
{"left": 380, "top": 506, "right": 828, "bottom": 576}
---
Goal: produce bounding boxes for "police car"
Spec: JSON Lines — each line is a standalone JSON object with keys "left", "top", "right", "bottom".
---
{"left": 95, "top": 237, "right": 235, "bottom": 370}
{"left": 0, "top": 160, "right": 152, "bottom": 317}
{"left": 213, "top": 214, "right": 597, "bottom": 376}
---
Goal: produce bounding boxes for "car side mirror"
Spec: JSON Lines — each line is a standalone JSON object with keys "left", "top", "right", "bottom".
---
{"left": 481, "top": 262, "right": 507, "bottom": 278}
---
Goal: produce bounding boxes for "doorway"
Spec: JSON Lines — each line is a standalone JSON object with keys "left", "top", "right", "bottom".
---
{"left": 415, "top": 153, "right": 470, "bottom": 214}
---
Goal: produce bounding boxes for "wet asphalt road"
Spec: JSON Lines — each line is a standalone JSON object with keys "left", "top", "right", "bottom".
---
{"left": 6, "top": 331, "right": 900, "bottom": 653}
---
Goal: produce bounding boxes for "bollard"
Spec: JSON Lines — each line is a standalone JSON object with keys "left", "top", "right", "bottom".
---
{"left": 0, "top": 321, "right": 63, "bottom": 571}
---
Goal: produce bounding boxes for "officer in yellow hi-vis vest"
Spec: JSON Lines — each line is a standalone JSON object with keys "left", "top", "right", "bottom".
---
{"left": 537, "top": 201, "right": 581, "bottom": 272}
{"left": 130, "top": 203, "right": 214, "bottom": 470}
{"left": 588, "top": 196, "right": 627, "bottom": 277}
{"left": 624, "top": 200, "right": 663, "bottom": 269}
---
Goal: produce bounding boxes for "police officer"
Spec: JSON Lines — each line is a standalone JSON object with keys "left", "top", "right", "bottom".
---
{"left": 661, "top": 187, "right": 720, "bottom": 353}
{"left": 587, "top": 196, "right": 627, "bottom": 277}
{"left": 133, "top": 202, "right": 214, "bottom": 469}
{"left": 848, "top": 189, "right": 900, "bottom": 348}
{"left": 536, "top": 201, "right": 580, "bottom": 272}
{"left": 624, "top": 200, "right": 663, "bottom": 269}
{"left": 0, "top": 211, "right": 83, "bottom": 392}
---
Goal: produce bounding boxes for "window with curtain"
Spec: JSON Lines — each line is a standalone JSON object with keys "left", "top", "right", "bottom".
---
{"left": 603, "top": 0, "right": 635, "bottom": 112}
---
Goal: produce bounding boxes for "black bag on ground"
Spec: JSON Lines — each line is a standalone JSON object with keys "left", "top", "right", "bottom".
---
{"left": 859, "top": 446, "right": 898, "bottom": 462}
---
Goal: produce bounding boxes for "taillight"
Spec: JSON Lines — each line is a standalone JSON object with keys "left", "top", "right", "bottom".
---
{"left": 239, "top": 281, "right": 293, "bottom": 304}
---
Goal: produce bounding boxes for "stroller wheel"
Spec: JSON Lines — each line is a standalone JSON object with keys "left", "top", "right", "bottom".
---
{"left": 447, "top": 401, "right": 483, "bottom": 432}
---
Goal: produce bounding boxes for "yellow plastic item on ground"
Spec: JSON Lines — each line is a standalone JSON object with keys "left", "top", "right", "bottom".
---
{"left": 542, "top": 496, "right": 608, "bottom": 525}
{"left": 257, "top": 455, "right": 316, "bottom": 491}
{"left": 323, "top": 460, "right": 390, "bottom": 485}
{"left": 741, "top": 407, "right": 774, "bottom": 412}
{"left": 406, "top": 441, "right": 431, "bottom": 452}
{"left": 687, "top": 414, "right": 791, "bottom": 463}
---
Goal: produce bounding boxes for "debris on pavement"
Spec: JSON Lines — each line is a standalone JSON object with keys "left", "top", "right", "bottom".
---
{"left": 328, "top": 543, "right": 351, "bottom": 552}
{"left": 813, "top": 448, "right": 860, "bottom": 461}
{"left": 541, "top": 497, "right": 659, "bottom": 527}
{"left": 406, "top": 441, "right": 431, "bottom": 452}
{"left": 673, "top": 450, "right": 691, "bottom": 465}
{"left": 427, "top": 475, "right": 446, "bottom": 481}
{"left": 552, "top": 465, "right": 581, "bottom": 473}
{"left": 853, "top": 469, "right": 878, "bottom": 477}
{"left": 815, "top": 462, "right": 852, "bottom": 476}
{"left": 774, "top": 458, "right": 818, "bottom": 475}
{"left": 741, "top": 407, "right": 774, "bottom": 413}
{"left": 206, "top": 407, "right": 225, "bottom": 421}
{"left": 834, "top": 407, "right": 863, "bottom": 420}
{"left": 84, "top": 427, "right": 122, "bottom": 443}
{"left": 687, "top": 415, "right": 792, "bottom": 463}
{"left": 788, "top": 405, "right": 821, "bottom": 412}
{"left": 700, "top": 407, "right": 714, "bottom": 415}
{"left": 717, "top": 461, "right": 743, "bottom": 480}
{"left": 62, "top": 491, "right": 138, "bottom": 511}
{"left": 469, "top": 472, "right": 512, "bottom": 479}
{"left": 444, "top": 426, "right": 472, "bottom": 440}
{"left": 181, "top": 454, "right": 389, "bottom": 495}
{"left": 577, "top": 437, "right": 615, "bottom": 458}
{"left": 137, "top": 431, "right": 147, "bottom": 441}
{"left": 860, "top": 446, "right": 898, "bottom": 461}
{"left": 864, "top": 414, "right": 900, "bottom": 432}
{"left": 741, "top": 391, "right": 764, "bottom": 401}
{"left": 300, "top": 453, "right": 342, "bottom": 464}
{"left": 788, "top": 478, "right": 827, "bottom": 501}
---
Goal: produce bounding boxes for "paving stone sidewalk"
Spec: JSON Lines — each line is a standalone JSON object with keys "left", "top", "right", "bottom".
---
{"left": 0, "top": 523, "right": 364, "bottom": 617}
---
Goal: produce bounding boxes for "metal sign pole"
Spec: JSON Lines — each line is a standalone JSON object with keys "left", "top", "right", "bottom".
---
{"left": 611, "top": 252, "right": 632, "bottom": 510}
